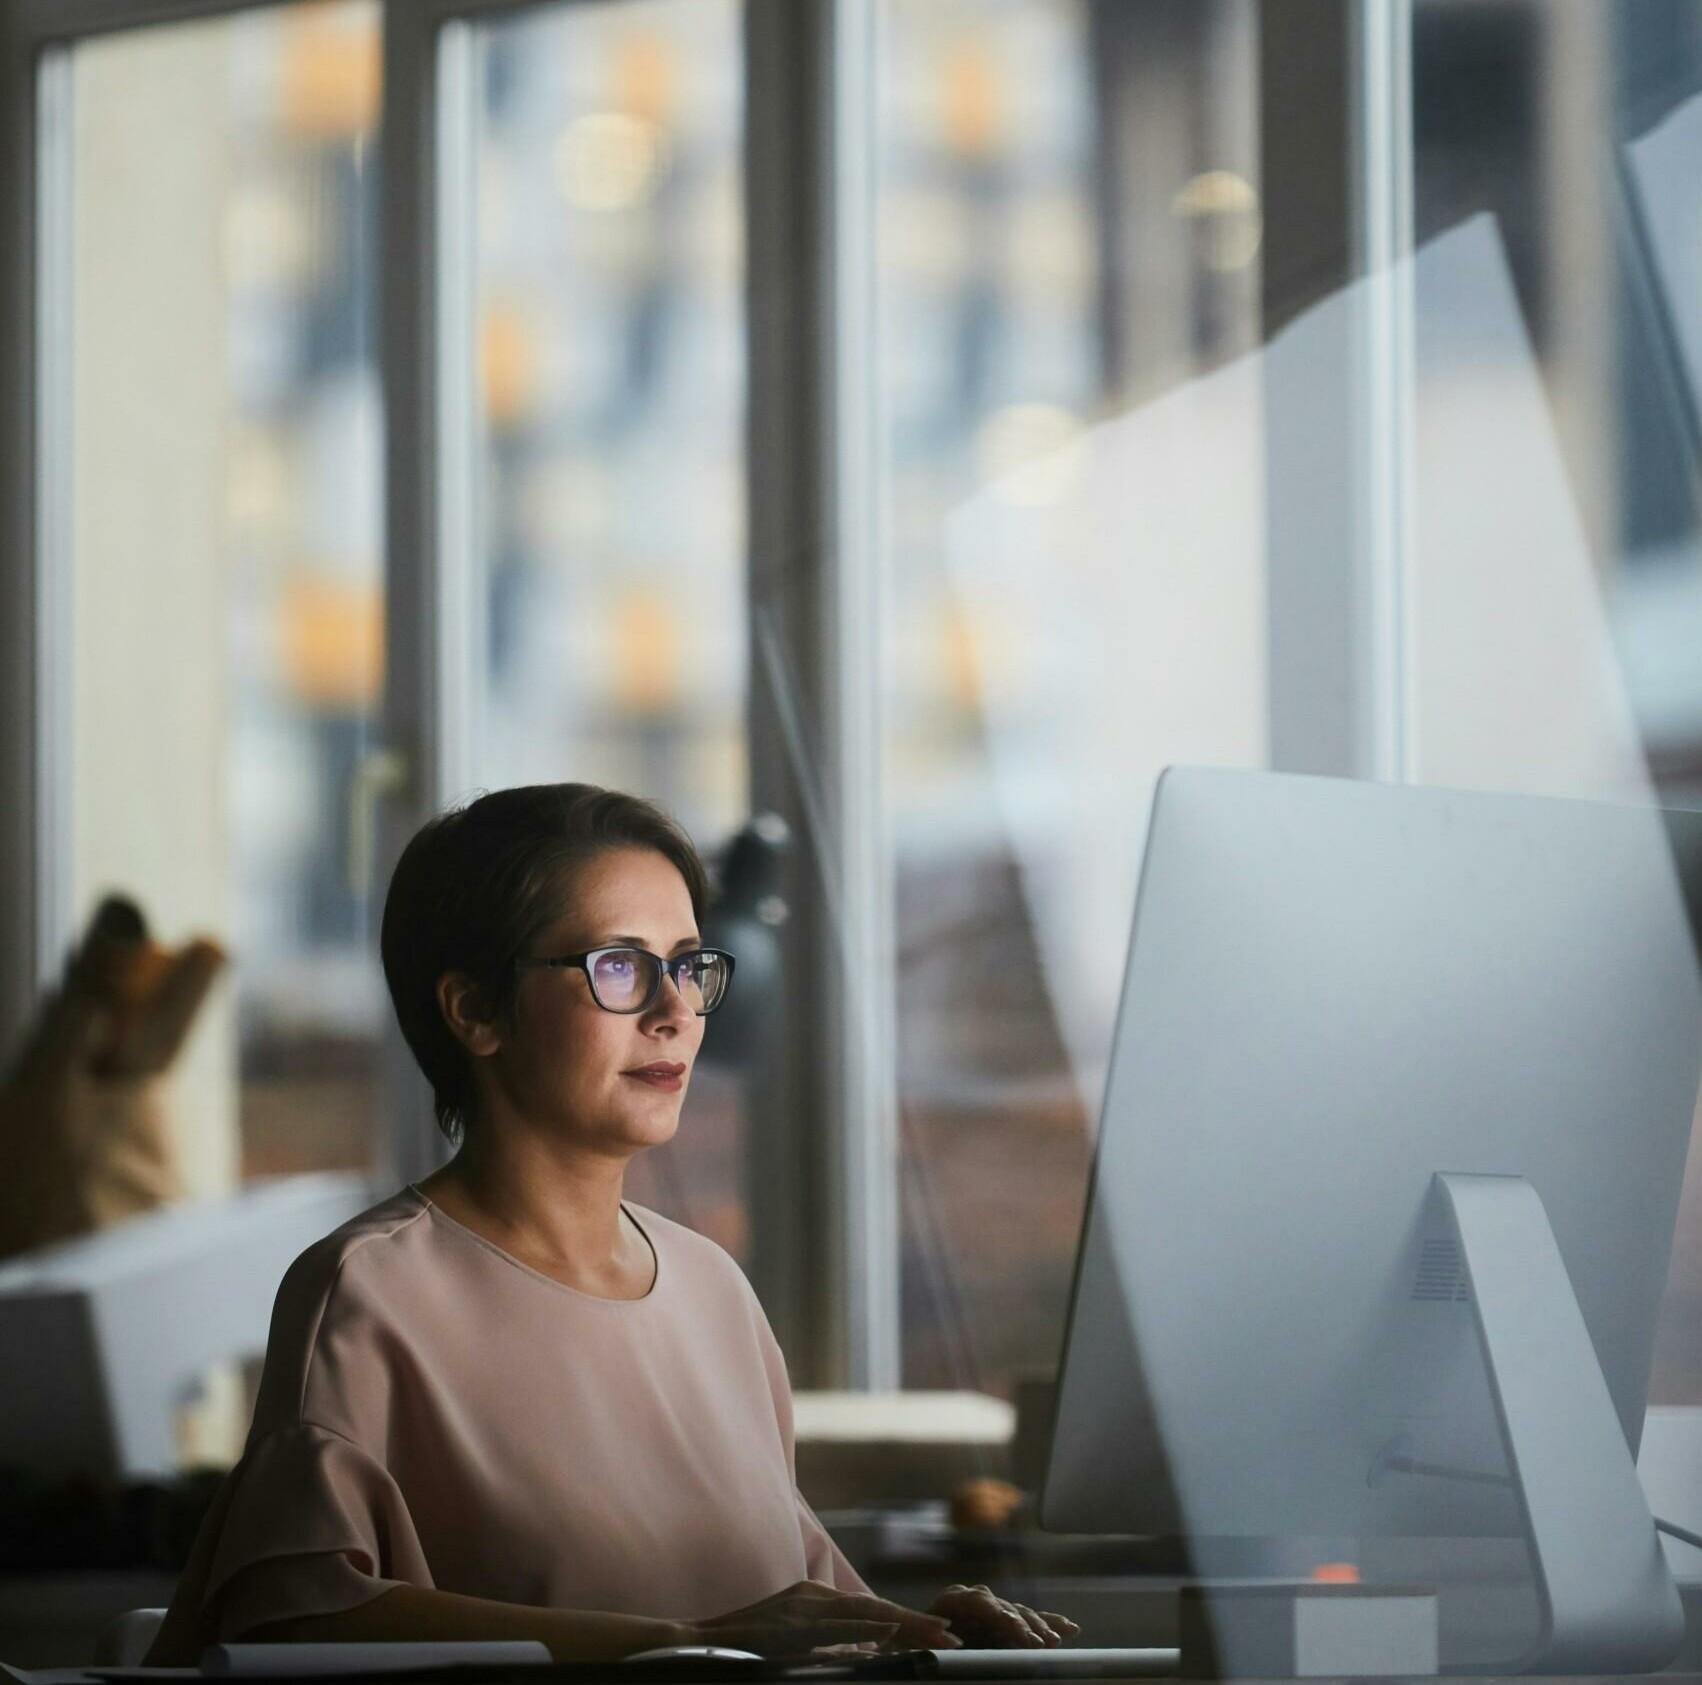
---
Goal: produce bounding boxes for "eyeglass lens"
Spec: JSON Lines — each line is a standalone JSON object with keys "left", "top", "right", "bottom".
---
{"left": 588, "top": 948, "right": 728, "bottom": 1013}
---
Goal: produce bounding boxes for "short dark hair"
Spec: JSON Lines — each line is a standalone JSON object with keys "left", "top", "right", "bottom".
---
{"left": 380, "top": 784, "right": 710, "bottom": 1145}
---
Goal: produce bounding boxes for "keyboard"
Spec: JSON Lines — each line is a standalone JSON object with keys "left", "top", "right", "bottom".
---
{"left": 921, "top": 1650, "right": 1179, "bottom": 1680}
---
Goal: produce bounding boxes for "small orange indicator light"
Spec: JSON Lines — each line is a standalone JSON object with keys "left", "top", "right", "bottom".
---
{"left": 1310, "top": 1562, "right": 1360, "bottom": 1584}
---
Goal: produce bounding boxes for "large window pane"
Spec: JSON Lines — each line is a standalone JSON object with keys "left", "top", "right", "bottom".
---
{"left": 877, "top": 0, "right": 1266, "bottom": 1395}
{"left": 69, "top": 3, "right": 384, "bottom": 1201}
{"left": 467, "top": 0, "right": 749, "bottom": 1257}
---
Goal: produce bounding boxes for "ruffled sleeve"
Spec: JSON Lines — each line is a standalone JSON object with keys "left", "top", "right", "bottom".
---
{"left": 147, "top": 1421, "right": 433, "bottom": 1662}
{"left": 739, "top": 1274, "right": 872, "bottom": 1597}
{"left": 797, "top": 1489, "right": 870, "bottom": 1594}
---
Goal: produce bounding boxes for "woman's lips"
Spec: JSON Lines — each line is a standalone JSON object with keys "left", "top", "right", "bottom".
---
{"left": 624, "top": 1063, "right": 686, "bottom": 1092}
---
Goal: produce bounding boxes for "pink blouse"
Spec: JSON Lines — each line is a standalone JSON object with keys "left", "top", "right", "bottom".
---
{"left": 148, "top": 1188, "right": 867, "bottom": 1664}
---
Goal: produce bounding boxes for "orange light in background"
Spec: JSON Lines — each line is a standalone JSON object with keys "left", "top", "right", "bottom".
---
{"left": 481, "top": 302, "right": 536, "bottom": 430}
{"left": 942, "top": 603, "right": 984, "bottom": 716}
{"left": 615, "top": 32, "right": 679, "bottom": 128}
{"left": 613, "top": 589, "right": 682, "bottom": 716}
{"left": 280, "top": 7, "right": 381, "bottom": 139}
{"left": 279, "top": 575, "right": 384, "bottom": 708}
{"left": 1310, "top": 1563, "right": 1362, "bottom": 1584}
{"left": 942, "top": 41, "right": 1005, "bottom": 160}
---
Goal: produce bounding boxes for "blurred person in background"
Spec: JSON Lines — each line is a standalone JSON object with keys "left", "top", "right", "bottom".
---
{"left": 0, "top": 895, "right": 223, "bottom": 1262}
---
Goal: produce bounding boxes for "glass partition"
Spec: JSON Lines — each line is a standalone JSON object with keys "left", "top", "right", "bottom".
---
{"left": 875, "top": 0, "right": 1702, "bottom": 1412}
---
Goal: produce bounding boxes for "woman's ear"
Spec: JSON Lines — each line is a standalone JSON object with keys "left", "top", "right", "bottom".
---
{"left": 436, "top": 972, "right": 503, "bottom": 1057}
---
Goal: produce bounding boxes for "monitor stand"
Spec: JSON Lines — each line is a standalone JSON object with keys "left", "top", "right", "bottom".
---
{"left": 1432, "top": 1171, "right": 1683, "bottom": 1674}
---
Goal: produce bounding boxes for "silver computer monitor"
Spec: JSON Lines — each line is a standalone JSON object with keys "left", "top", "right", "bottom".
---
{"left": 1041, "top": 768, "right": 1702, "bottom": 1673}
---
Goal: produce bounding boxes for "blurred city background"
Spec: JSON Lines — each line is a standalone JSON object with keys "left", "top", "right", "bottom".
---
{"left": 34, "top": 0, "right": 1702, "bottom": 1426}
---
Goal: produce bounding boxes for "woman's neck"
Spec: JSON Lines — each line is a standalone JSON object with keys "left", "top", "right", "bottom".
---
{"left": 418, "top": 1128, "right": 648, "bottom": 1295}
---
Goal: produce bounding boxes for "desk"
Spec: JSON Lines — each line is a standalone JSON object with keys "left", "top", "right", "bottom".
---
{"left": 7, "top": 1516, "right": 1702, "bottom": 1679}
{"left": 829, "top": 1507, "right": 1702, "bottom": 1674}
{"left": 11, "top": 1662, "right": 1702, "bottom": 1684}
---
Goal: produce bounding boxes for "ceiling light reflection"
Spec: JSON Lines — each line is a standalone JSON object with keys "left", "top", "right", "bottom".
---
{"left": 1172, "top": 169, "right": 1263, "bottom": 273}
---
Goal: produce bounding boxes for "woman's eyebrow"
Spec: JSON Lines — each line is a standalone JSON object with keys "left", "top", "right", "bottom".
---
{"left": 601, "top": 933, "right": 702, "bottom": 953}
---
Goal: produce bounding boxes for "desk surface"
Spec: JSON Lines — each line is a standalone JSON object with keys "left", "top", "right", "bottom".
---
{"left": 13, "top": 1669, "right": 1702, "bottom": 1685}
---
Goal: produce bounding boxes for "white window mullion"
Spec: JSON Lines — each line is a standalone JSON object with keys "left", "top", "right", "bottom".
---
{"left": 829, "top": 0, "right": 900, "bottom": 1391}
{"left": 378, "top": 1, "right": 456, "bottom": 1186}
{"left": 33, "top": 44, "right": 73, "bottom": 989}
{"left": 1355, "top": 0, "right": 1419, "bottom": 785}
{"left": 432, "top": 17, "right": 482, "bottom": 812}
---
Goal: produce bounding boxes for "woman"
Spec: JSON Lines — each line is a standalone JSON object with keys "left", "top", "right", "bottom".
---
{"left": 148, "top": 785, "right": 1076, "bottom": 1663}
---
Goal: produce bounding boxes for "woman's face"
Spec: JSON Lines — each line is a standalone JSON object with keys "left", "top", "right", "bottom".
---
{"left": 470, "top": 847, "right": 706, "bottom": 1156}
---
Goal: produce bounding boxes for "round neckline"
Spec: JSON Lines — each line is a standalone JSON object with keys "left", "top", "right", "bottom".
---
{"left": 407, "top": 1185, "right": 660, "bottom": 1306}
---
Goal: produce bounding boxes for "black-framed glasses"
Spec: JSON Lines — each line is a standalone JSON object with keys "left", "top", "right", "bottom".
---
{"left": 514, "top": 945, "right": 736, "bottom": 1016}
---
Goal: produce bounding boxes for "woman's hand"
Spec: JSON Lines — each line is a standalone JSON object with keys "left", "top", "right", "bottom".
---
{"left": 690, "top": 1579, "right": 961, "bottom": 1656}
{"left": 927, "top": 1584, "right": 1080, "bottom": 1649}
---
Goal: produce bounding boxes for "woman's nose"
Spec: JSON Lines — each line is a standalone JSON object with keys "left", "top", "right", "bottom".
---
{"left": 647, "top": 971, "right": 695, "bottom": 1028}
